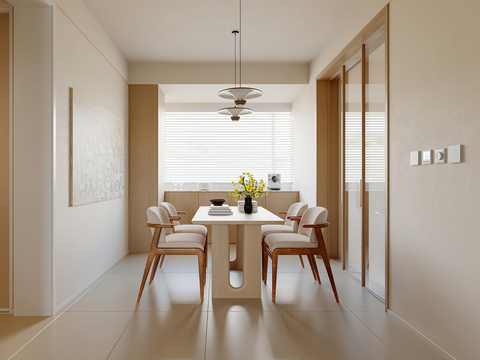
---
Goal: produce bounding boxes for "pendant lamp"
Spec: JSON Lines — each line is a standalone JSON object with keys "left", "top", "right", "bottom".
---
{"left": 218, "top": 0, "right": 262, "bottom": 121}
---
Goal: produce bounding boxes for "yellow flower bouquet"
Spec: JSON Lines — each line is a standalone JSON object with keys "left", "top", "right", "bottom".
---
{"left": 228, "top": 172, "right": 269, "bottom": 202}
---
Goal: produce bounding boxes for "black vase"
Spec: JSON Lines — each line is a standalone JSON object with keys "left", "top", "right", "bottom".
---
{"left": 244, "top": 197, "right": 253, "bottom": 214}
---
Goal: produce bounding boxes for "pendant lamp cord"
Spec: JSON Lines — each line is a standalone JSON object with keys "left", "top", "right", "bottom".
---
{"left": 239, "top": 0, "right": 242, "bottom": 87}
{"left": 234, "top": 32, "right": 237, "bottom": 87}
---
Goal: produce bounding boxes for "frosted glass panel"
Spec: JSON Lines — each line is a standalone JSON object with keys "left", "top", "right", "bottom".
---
{"left": 365, "top": 28, "right": 386, "bottom": 299}
{"left": 345, "top": 54, "right": 362, "bottom": 281}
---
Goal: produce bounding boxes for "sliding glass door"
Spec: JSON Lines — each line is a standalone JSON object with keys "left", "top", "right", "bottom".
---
{"left": 344, "top": 53, "right": 363, "bottom": 282}
{"left": 364, "top": 28, "right": 386, "bottom": 298}
{"left": 338, "top": 26, "right": 387, "bottom": 300}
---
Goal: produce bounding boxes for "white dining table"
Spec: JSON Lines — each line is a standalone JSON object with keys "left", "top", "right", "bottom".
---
{"left": 191, "top": 206, "right": 284, "bottom": 298}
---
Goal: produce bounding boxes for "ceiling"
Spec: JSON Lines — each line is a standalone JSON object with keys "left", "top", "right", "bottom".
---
{"left": 160, "top": 84, "right": 308, "bottom": 104}
{"left": 81, "top": 0, "right": 361, "bottom": 103}
{"left": 82, "top": 0, "right": 360, "bottom": 63}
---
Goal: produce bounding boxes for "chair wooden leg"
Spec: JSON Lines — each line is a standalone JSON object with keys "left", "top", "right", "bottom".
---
{"left": 306, "top": 255, "right": 317, "bottom": 281}
{"left": 159, "top": 255, "right": 165, "bottom": 268}
{"left": 310, "top": 255, "right": 321, "bottom": 284}
{"left": 299, "top": 255, "right": 305, "bottom": 268}
{"left": 198, "top": 253, "right": 204, "bottom": 302}
{"left": 149, "top": 254, "right": 161, "bottom": 284}
{"left": 320, "top": 252, "right": 339, "bottom": 302}
{"left": 137, "top": 251, "right": 156, "bottom": 302}
{"left": 271, "top": 253, "right": 278, "bottom": 302}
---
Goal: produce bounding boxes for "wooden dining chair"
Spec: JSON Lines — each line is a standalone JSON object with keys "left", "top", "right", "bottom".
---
{"left": 261, "top": 202, "right": 309, "bottom": 269}
{"left": 262, "top": 206, "right": 339, "bottom": 302}
{"left": 137, "top": 206, "right": 207, "bottom": 302}
{"left": 157, "top": 202, "right": 208, "bottom": 268}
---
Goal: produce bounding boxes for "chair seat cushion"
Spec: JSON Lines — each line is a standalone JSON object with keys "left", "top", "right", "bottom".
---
{"left": 174, "top": 224, "right": 208, "bottom": 236}
{"left": 159, "top": 233, "right": 206, "bottom": 250}
{"left": 261, "top": 224, "right": 294, "bottom": 238}
{"left": 265, "top": 233, "right": 318, "bottom": 251}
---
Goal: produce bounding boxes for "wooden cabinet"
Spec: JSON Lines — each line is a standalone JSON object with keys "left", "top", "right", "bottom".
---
{"left": 165, "top": 191, "right": 299, "bottom": 244}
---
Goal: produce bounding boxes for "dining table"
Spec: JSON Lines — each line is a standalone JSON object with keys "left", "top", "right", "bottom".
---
{"left": 191, "top": 206, "right": 284, "bottom": 298}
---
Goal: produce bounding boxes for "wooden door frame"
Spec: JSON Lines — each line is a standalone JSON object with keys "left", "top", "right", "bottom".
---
{"left": 315, "top": 5, "right": 389, "bottom": 310}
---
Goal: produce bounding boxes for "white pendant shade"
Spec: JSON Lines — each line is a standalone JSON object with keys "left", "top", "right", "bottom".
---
{"left": 218, "top": 87, "right": 263, "bottom": 105}
{"left": 218, "top": 106, "right": 253, "bottom": 121}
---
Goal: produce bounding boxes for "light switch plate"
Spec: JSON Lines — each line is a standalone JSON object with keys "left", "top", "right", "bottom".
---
{"left": 448, "top": 145, "right": 463, "bottom": 163}
{"left": 410, "top": 151, "right": 420, "bottom": 166}
{"left": 434, "top": 148, "right": 446, "bottom": 164}
{"left": 422, "top": 150, "right": 432, "bottom": 165}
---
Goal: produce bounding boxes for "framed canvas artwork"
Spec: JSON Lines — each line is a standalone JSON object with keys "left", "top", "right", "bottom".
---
{"left": 70, "top": 88, "right": 124, "bottom": 206}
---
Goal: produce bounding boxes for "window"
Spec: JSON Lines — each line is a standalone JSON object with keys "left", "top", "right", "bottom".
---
{"left": 164, "top": 111, "right": 293, "bottom": 184}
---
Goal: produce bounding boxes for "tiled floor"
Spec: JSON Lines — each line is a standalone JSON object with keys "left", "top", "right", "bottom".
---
{"left": 0, "top": 250, "right": 447, "bottom": 360}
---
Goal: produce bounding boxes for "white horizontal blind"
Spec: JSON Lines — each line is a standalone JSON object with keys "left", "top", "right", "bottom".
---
{"left": 345, "top": 111, "right": 362, "bottom": 184}
{"left": 164, "top": 111, "right": 293, "bottom": 184}
{"left": 345, "top": 111, "right": 385, "bottom": 184}
{"left": 365, "top": 112, "right": 386, "bottom": 184}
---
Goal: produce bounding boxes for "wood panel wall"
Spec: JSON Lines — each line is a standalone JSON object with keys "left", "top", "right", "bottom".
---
{"left": 317, "top": 79, "right": 339, "bottom": 257}
{"left": 0, "top": 12, "right": 10, "bottom": 309}
{"left": 128, "top": 85, "right": 159, "bottom": 252}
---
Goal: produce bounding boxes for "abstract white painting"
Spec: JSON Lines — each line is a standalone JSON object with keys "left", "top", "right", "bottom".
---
{"left": 70, "top": 88, "right": 124, "bottom": 206}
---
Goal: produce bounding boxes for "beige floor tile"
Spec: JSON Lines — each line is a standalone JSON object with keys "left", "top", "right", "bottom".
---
{"left": 353, "top": 311, "right": 447, "bottom": 360}
{"left": 209, "top": 281, "right": 277, "bottom": 313}
{"left": 205, "top": 310, "right": 302, "bottom": 360}
{"left": 12, "top": 312, "right": 133, "bottom": 360}
{"left": 109, "top": 252, "right": 148, "bottom": 273}
{"left": 67, "top": 272, "right": 147, "bottom": 312}
{"left": 266, "top": 255, "right": 344, "bottom": 273}
{"left": 137, "top": 272, "right": 210, "bottom": 312}
{"left": 108, "top": 310, "right": 207, "bottom": 360}
{"left": 282, "top": 311, "right": 400, "bottom": 360}
{"left": 0, "top": 315, "right": 57, "bottom": 360}
{"left": 155, "top": 254, "right": 212, "bottom": 273}
{"left": 265, "top": 272, "right": 349, "bottom": 312}
{"left": 322, "top": 272, "right": 385, "bottom": 312}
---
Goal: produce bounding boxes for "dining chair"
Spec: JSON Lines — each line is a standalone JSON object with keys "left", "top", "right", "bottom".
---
{"left": 262, "top": 206, "right": 339, "bottom": 302}
{"left": 158, "top": 202, "right": 208, "bottom": 268}
{"left": 261, "top": 202, "right": 308, "bottom": 268}
{"left": 137, "top": 206, "right": 207, "bottom": 302}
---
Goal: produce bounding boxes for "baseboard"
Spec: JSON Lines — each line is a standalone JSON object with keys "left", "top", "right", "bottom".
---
{"left": 388, "top": 310, "right": 457, "bottom": 360}
{"left": 0, "top": 308, "right": 11, "bottom": 314}
{"left": 56, "top": 251, "right": 129, "bottom": 313}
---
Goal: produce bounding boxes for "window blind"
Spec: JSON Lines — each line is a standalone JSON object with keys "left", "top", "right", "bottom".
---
{"left": 164, "top": 111, "right": 293, "bottom": 184}
{"left": 345, "top": 111, "right": 385, "bottom": 184}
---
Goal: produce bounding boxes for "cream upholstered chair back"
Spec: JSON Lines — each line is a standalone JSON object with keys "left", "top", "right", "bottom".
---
{"left": 285, "top": 202, "right": 308, "bottom": 232}
{"left": 298, "top": 207, "right": 328, "bottom": 244}
{"left": 146, "top": 206, "right": 171, "bottom": 241}
{"left": 159, "top": 202, "right": 180, "bottom": 226}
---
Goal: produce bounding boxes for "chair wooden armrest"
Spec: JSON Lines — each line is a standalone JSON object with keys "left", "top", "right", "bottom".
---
{"left": 169, "top": 215, "right": 182, "bottom": 221}
{"left": 146, "top": 222, "right": 174, "bottom": 228}
{"left": 176, "top": 211, "right": 186, "bottom": 214}
{"left": 303, "top": 222, "right": 330, "bottom": 229}
{"left": 287, "top": 215, "right": 302, "bottom": 221}
{"left": 278, "top": 211, "right": 288, "bottom": 214}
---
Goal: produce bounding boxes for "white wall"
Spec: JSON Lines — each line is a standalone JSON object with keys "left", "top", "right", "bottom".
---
{"left": 13, "top": 5, "right": 54, "bottom": 316}
{"left": 303, "top": 0, "right": 480, "bottom": 358}
{"left": 292, "top": 83, "right": 317, "bottom": 207}
{"left": 54, "top": 0, "right": 129, "bottom": 309}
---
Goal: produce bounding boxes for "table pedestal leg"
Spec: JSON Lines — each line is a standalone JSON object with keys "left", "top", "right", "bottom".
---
{"left": 211, "top": 224, "right": 262, "bottom": 298}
